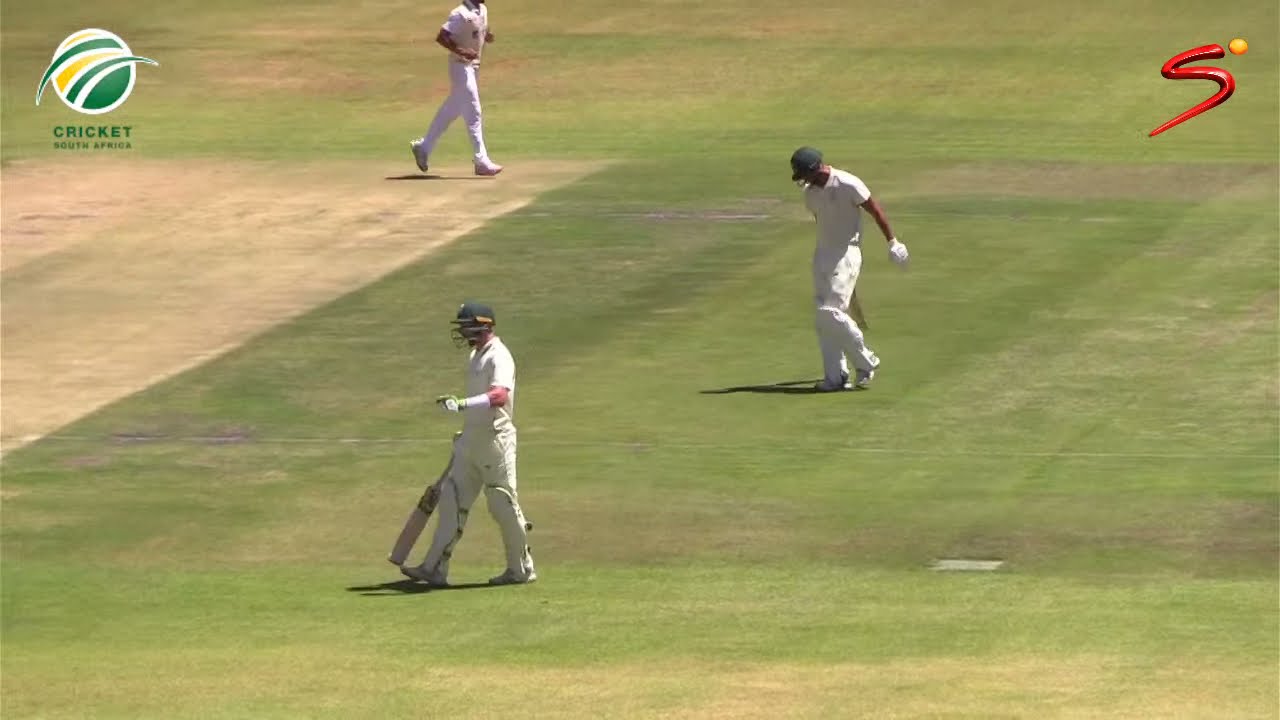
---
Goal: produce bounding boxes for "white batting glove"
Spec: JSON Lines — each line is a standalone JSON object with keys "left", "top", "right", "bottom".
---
{"left": 435, "top": 395, "right": 462, "bottom": 413}
{"left": 888, "top": 238, "right": 909, "bottom": 266}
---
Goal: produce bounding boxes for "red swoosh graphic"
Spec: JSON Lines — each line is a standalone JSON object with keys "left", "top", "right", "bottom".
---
{"left": 1149, "top": 44, "right": 1236, "bottom": 137}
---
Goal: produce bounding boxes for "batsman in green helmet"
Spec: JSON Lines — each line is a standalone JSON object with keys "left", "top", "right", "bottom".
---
{"left": 401, "top": 301, "right": 536, "bottom": 587}
{"left": 790, "top": 146, "right": 910, "bottom": 391}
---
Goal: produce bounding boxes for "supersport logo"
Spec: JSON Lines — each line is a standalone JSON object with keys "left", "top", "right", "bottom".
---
{"left": 1149, "top": 40, "right": 1246, "bottom": 137}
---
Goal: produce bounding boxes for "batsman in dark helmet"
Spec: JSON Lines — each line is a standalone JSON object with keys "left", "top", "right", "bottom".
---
{"left": 450, "top": 301, "right": 496, "bottom": 347}
{"left": 402, "top": 301, "right": 537, "bottom": 586}
{"left": 790, "top": 146, "right": 911, "bottom": 391}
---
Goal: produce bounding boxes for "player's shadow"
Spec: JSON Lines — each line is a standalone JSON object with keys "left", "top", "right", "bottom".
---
{"left": 384, "top": 174, "right": 491, "bottom": 181}
{"left": 699, "top": 379, "right": 830, "bottom": 395}
{"left": 345, "top": 579, "right": 494, "bottom": 596}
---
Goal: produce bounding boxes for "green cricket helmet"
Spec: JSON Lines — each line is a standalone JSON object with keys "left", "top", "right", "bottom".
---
{"left": 790, "top": 146, "right": 824, "bottom": 182}
{"left": 450, "top": 301, "right": 495, "bottom": 347}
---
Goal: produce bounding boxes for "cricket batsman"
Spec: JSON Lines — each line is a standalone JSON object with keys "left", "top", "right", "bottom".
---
{"left": 790, "top": 146, "right": 909, "bottom": 391}
{"left": 401, "top": 302, "right": 536, "bottom": 586}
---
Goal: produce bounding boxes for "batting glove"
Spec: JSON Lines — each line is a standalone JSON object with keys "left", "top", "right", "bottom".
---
{"left": 435, "top": 395, "right": 463, "bottom": 413}
{"left": 888, "top": 238, "right": 910, "bottom": 266}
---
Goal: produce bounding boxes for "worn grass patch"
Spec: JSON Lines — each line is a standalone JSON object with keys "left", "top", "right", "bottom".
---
{"left": 3, "top": 648, "right": 1273, "bottom": 719}
{"left": 0, "top": 158, "right": 601, "bottom": 451}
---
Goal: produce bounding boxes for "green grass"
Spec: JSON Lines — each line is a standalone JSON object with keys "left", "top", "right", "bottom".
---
{"left": 3, "top": 0, "right": 1278, "bottom": 717}
{"left": 3, "top": 0, "right": 1277, "bottom": 162}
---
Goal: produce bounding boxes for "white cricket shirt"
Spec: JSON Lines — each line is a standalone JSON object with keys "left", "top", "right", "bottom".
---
{"left": 442, "top": 0, "right": 489, "bottom": 67}
{"left": 464, "top": 335, "right": 515, "bottom": 437}
{"left": 804, "top": 167, "right": 872, "bottom": 273}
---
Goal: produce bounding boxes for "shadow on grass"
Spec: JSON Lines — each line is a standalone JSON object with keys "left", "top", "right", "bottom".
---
{"left": 700, "top": 378, "right": 852, "bottom": 395}
{"left": 384, "top": 174, "right": 493, "bottom": 181}
{"left": 345, "top": 579, "right": 495, "bottom": 596}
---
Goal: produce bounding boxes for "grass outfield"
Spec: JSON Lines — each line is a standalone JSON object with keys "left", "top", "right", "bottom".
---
{"left": 2, "top": 1, "right": 1278, "bottom": 718}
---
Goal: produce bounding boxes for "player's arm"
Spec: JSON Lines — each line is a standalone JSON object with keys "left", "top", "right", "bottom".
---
{"left": 436, "top": 354, "right": 514, "bottom": 411}
{"left": 434, "top": 385, "right": 498, "bottom": 412}
{"left": 436, "top": 386, "right": 506, "bottom": 410}
{"left": 435, "top": 18, "right": 477, "bottom": 59}
{"left": 860, "top": 197, "right": 910, "bottom": 265}
{"left": 486, "top": 352, "right": 514, "bottom": 408}
{"left": 851, "top": 176, "right": 909, "bottom": 265}
{"left": 480, "top": 385, "right": 510, "bottom": 408}
{"left": 859, "top": 197, "right": 896, "bottom": 245}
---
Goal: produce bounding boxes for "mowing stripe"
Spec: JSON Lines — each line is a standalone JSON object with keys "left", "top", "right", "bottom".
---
{"left": 15, "top": 433, "right": 1277, "bottom": 460}
{"left": 0, "top": 159, "right": 606, "bottom": 457}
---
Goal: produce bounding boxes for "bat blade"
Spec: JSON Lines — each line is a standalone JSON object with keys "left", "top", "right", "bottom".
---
{"left": 848, "top": 291, "right": 869, "bottom": 330}
{"left": 386, "top": 434, "right": 459, "bottom": 566}
{"left": 388, "top": 509, "right": 429, "bottom": 566}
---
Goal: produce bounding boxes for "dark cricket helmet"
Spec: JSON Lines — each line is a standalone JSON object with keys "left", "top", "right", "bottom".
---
{"left": 450, "top": 301, "right": 495, "bottom": 346}
{"left": 790, "top": 146, "right": 824, "bottom": 181}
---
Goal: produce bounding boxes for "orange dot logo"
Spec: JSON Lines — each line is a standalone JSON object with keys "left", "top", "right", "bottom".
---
{"left": 1228, "top": 38, "right": 1248, "bottom": 55}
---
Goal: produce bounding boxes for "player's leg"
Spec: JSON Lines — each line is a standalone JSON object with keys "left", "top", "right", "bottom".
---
{"left": 388, "top": 432, "right": 461, "bottom": 565}
{"left": 481, "top": 434, "right": 534, "bottom": 584}
{"left": 417, "top": 61, "right": 467, "bottom": 161}
{"left": 813, "top": 296, "right": 850, "bottom": 390}
{"left": 459, "top": 65, "right": 500, "bottom": 174}
{"left": 815, "top": 304, "right": 877, "bottom": 389}
{"left": 830, "top": 247, "right": 879, "bottom": 386}
{"left": 828, "top": 304, "right": 878, "bottom": 372}
{"left": 406, "top": 452, "right": 484, "bottom": 584}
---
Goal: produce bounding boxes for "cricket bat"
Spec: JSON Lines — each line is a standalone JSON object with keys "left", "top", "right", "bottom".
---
{"left": 387, "top": 432, "right": 461, "bottom": 566}
{"left": 848, "top": 290, "right": 869, "bottom": 330}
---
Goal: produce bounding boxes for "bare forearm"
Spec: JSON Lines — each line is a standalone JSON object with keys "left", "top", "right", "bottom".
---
{"left": 435, "top": 30, "right": 470, "bottom": 57}
{"left": 864, "top": 198, "right": 896, "bottom": 242}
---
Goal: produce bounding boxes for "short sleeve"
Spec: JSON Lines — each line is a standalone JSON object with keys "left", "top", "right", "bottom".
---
{"left": 490, "top": 347, "right": 515, "bottom": 390}
{"left": 442, "top": 10, "right": 465, "bottom": 35}
{"left": 845, "top": 173, "right": 871, "bottom": 205}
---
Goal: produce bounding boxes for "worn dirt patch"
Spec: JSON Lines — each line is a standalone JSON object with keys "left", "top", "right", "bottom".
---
{"left": 200, "top": 51, "right": 370, "bottom": 95}
{"left": 1203, "top": 290, "right": 1279, "bottom": 349}
{"left": 0, "top": 158, "right": 599, "bottom": 453}
{"left": 670, "top": 656, "right": 1270, "bottom": 720}
{"left": 1204, "top": 498, "right": 1280, "bottom": 562}
{"left": 912, "top": 161, "right": 1278, "bottom": 202}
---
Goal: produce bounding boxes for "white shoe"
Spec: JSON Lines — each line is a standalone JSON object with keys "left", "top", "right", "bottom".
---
{"left": 409, "top": 139, "right": 429, "bottom": 172}
{"left": 814, "top": 373, "right": 852, "bottom": 392}
{"left": 474, "top": 162, "right": 503, "bottom": 177}
{"left": 400, "top": 564, "right": 448, "bottom": 587}
{"left": 488, "top": 568, "right": 536, "bottom": 585}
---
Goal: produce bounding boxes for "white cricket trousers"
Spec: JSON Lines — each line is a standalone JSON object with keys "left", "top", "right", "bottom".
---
{"left": 421, "top": 60, "right": 491, "bottom": 166}
{"left": 813, "top": 245, "right": 878, "bottom": 384}
{"left": 419, "top": 430, "right": 533, "bottom": 579}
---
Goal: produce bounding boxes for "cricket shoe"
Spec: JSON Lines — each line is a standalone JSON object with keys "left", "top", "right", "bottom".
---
{"left": 409, "top": 139, "right": 429, "bottom": 173}
{"left": 814, "top": 373, "right": 852, "bottom": 392}
{"left": 474, "top": 162, "right": 504, "bottom": 177}
{"left": 488, "top": 568, "right": 537, "bottom": 586}
{"left": 400, "top": 564, "right": 449, "bottom": 587}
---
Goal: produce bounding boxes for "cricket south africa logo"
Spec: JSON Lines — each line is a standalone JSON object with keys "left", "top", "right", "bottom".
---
{"left": 36, "top": 29, "right": 157, "bottom": 115}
